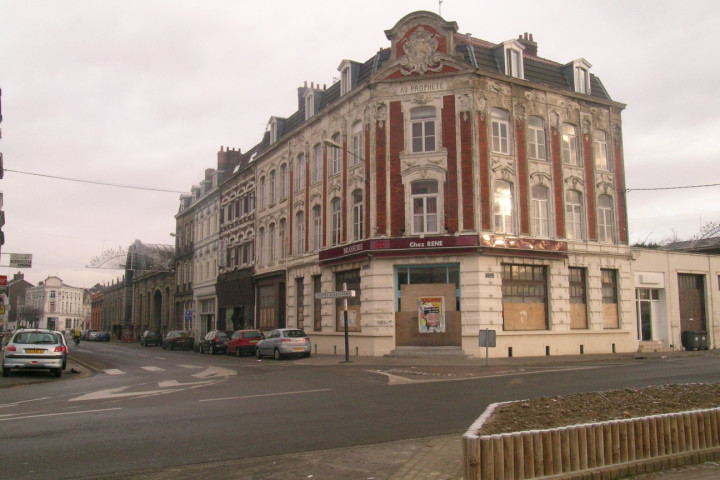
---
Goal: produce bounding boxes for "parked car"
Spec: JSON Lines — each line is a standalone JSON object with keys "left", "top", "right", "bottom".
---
{"left": 52, "top": 331, "right": 68, "bottom": 370}
{"left": 88, "top": 331, "right": 100, "bottom": 341}
{"left": 198, "top": 330, "right": 232, "bottom": 355}
{"left": 226, "top": 330, "right": 264, "bottom": 357}
{"left": 140, "top": 330, "right": 162, "bottom": 347}
{"left": 1, "top": 331, "right": 13, "bottom": 349}
{"left": 256, "top": 328, "right": 311, "bottom": 360}
{"left": 162, "top": 330, "right": 194, "bottom": 350}
{"left": 2, "top": 329, "right": 67, "bottom": 377}
{"left": 96, "top": 331, "right": 111, "bottom": 342}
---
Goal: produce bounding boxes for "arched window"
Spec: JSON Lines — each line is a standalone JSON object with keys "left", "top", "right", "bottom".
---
{"left": 330, "top": 133, "right": 342, "bottom": 175}
{"left": 531, "top": 185, "right": 550, "bottom": 237}
{"left": 295, "top": 154, "right": 305, "bottom": 191}
{"left": 493, "top": 180, "right": 515, "bottom": 234}
{"left": 351, "top": 121, "right": 364, "bottom": 165}
{"left": 279, "top": 164, "right": 287, "bottom": 200}
{"left": 295, "top": 211, "right": 305, "bottom": 254}
{"left": 259, "top": 177, "right": 266, "bottom": 210}
{"left": 491, "top": 108, "right": 510, "bottom": 154}
{"left": 268, "top": 223, "right": 276, "bottom": 262}
{"left": 561, "top": 124, "right": 580, "bottom": 166}
{"left": 258, "top": 227, "right": 265, "bottom": 265}
{"left": 331, "top": 197, "right": 342, "bottom": 246}
{"left": 598, "top": 195, "right": 615, "bottom": 243}
{"left": 565, "top": 190, "right": 585, "bottom": 240}
{"left": 411, "top": 180, "right": 439, "bottom": 234}
{"left": 312, "top": 143, "right": 322, "bottom": 183}
{"left": 528, "top": 116, "right": 547, "bottom": 160}
{"left": 410, "top": 106, "right": 436, "bottom": 153}
{"left": 352, "top": 189, "right": 364, "bottom": 240}
{"left": 269, "top": 170, "right": 276, "bottom": 204}
{"left": 278, "top": 219, "right": 286, "bottom": 259}
{"left": 312, "top": 205, "right": 322, "bottom": 251}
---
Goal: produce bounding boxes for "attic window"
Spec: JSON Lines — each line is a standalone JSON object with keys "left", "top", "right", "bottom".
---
{"left": 500, "top": 40, "right": 525, "bottom": 79}
{"left": 270, "top": 119, "right": 278, "bottom": 144}
{"left": 305, "top": 91, "right": 315, "bottom": 120}
{"left": 341, "top": 67, "right": 351, "bottom": 96}
{"left": 569, "top": 59, "right": 592, "bottom": 94}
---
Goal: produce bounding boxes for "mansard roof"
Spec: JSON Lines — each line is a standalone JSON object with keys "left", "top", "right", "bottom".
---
{"left": 258, "top": 10, "right": 616, "bottom": 154}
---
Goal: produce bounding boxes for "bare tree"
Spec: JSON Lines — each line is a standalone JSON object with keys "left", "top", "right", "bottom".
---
{"left": 15, "top": 306, "right": 42, "bottom": 328}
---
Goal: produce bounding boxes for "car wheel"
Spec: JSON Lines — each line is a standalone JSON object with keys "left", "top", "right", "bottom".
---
{"left": 1, "top": 367, "right": 9, "bottom": 377}
{"left": 53, "top": 368, "right": 62, "bottom": 378}
{"left": 62, "top": 359, "right": 67, "bottom": 370}
{"left": 274, "top": 349, "right": 281, "bottom": 360}
{"left": 256, "top": 348, "right": 262, "bottom": 359}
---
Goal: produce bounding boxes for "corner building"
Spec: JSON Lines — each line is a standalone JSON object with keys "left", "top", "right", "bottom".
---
{"left": 251, "top": 11, "right": 632, "bottom": 358}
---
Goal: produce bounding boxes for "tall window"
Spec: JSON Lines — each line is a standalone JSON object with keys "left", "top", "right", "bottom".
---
{"left": 330, "top": 134, "right": 341, "bottom": 175}
{"left": 312, "top": 143, "right": 322, "bottom": 183}
{"left": 259, "top": 177, "right": 266, "bottom": 210}
{"left": 598, "top": 194, "right": 615, "bottom": 243}
{"left": 331, "top": 197, "right": 342, "bottom": 246}
{"left": 312, "top": 205, "right": 322, "bottom": 251}
{"left": 295, "top": 154, "right": 305, "bottom": 191}
{"left": 601, "top": 269, "right": 619, "bottom": 329}
{"left": 278, "top": 219, "right": 286, "bottom": 259}
{"left": 561, "top": 124, "right": 580, "bottom": 166}
{"left": 527, "top": 116, "right": 547, "bottom": 160}
{"left": 411, "top": 180, "right": 439, "bottom": 234}
{"left": 279, "top": 164, "right": 287, "bottom": 200}
{"left": 352, "top": 189, "right": 364, "bottom": 240}
{"left": 410, "top": 106, "right": 436, "bottom": 153}
{"left": 569, "top": 267, "right": 588, "bottom": 329}
{"left": 575, "top": 66, "right": 590, "bottom": 94}
{"left": 505, "top": 47, "right": 523, "bottom": 78}
{"left": 269, "top": 170, "right": 276, "bottom": 205}
{"left": 593, "top": 130, "right": 611, "bottom": 171}
{"left": 268, "top": 223, "right": 275, "bottom": 263}
{"left": 295, "top": 211, "right": 305, "bottom": 254}
{"left": 531, "top": 185, "right": 550, "bottom": 237}
{"left": 493, "top": 180, "right": 514, "bottom": 234}
{"left": 258, "top": 227, "right": 265, "bottom": 265}
{"left": 351, "top": 121, "right": 364, "bottom": 165}
{"left": 565, "top": 190, "right": 585, "bottom": 240}
{"left": 491, "top": 108, "right": 510, "bottom": 154}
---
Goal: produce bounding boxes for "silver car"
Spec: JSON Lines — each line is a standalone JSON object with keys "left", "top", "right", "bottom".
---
{"left": 256, "top": 328, "right": 311, "bottom": 360}
{"left": 2, "top": 329, "right": 67, "bottom": 377}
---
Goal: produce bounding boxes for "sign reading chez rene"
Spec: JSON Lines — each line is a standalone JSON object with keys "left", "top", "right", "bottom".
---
{"left": 397, "top": 81, "right": 448, "bottom": 95}
{"left": 319, "top": 235, "right": 479, "bottom": 262}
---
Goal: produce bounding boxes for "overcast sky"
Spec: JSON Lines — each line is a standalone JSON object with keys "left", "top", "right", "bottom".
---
{"left": 1, "top": 0, "right": 719, "bottom": 288}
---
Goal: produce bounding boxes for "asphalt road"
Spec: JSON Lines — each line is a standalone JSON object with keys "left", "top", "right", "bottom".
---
{"left": 1, "top": 342, "right": 719, "bottom": 480}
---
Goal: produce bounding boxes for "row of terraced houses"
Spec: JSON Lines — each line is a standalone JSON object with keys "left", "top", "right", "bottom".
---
{"left": 92, "top": 11, "right": 719, "bottom": 357}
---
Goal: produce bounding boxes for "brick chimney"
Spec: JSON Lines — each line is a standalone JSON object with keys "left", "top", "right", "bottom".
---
{"left": 518, "top": 32, "right": 537, "bottom": 56}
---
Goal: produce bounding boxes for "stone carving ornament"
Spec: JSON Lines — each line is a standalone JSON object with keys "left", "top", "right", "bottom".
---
{"left": 400, "top": 27, "right": 443, "bottom": 76}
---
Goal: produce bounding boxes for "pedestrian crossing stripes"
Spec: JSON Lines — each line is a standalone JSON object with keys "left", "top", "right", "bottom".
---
{"left": 103, "top": 364, "right": 204, "bottom": 375}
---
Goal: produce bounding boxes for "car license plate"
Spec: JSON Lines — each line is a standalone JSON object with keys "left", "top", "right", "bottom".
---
{"left": 26, "top": 349, "right": 44, "bottom": 354}
{"left": 292, "top": 347, "right": 305, "bottom": 352}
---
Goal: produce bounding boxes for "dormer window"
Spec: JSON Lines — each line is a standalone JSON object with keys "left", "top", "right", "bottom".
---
{"left": 269, "top": 118, "right": 278, "bottom": 145}
{"left": 567, "top": 58, "right": 592, "bottom": 94}
{"left": 338, "top": 59, "right": 359, "bottom": 97}
{"left": 304, "top": 91, "right": 315, "bottom": 120}
{"left": 498, "top": 40, "right": 525, "bottom": 79}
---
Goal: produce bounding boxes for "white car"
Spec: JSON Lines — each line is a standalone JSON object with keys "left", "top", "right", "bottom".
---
{"left": 256, "top": 328, "right": 311, "bottom": 360}
{"left": 2, "top": 329, "right": 68, "bottom": 377}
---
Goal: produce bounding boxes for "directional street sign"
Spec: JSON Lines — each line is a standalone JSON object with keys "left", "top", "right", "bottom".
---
{"left": 314, "top": 290, "right": 356, "bottom": 299}
{"left": 9, "top": 253, "right": 32, "bottom": 268}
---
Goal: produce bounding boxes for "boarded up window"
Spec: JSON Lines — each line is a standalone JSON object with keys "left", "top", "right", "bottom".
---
{"left": 258, "top": 285, "right": 275, "bottom": 330}
{"left": 678, "top": 274, "right": 706, "bottom": 332}
{"left": 502, "top": 264, "right": 547, "bottom": 330}
{"left": 601, "top": 269, "right": 619, "bottom": 329}
{"left": 569, "top": 267, "right": 587, "bottom": 329}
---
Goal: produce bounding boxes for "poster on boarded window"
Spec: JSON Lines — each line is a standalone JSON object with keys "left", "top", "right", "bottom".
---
{"left": 418, "top": 296, "right": 445, "bottom": 333}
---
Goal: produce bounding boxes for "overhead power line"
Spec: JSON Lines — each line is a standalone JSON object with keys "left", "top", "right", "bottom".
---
{"left": 625, "top": 183, "right": 720, "bottom": 192}
{"left": 5, "top": 168, "right": 186, "bottom": 194}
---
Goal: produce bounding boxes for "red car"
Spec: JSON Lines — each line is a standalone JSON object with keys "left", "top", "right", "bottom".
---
{"left": 226, "top": 330, "right": 264, "bottom": 357}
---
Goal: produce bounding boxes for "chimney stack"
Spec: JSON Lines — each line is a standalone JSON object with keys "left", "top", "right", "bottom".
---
{"left": 518, "top": 32, "right": 538, "bottom": 56}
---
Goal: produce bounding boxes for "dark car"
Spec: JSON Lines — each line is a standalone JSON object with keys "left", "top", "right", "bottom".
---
{"left": 97, "top": 331, "right": 111, "bottom": 342}
{"left": 226, "top": 330, "right": 264, "bottom": 357}
{"left": 198, "top": 330, "right": 232, "bottom": 355}
{"left": 162, "top": 330, "right": 194, "bottom": 350}
{"left": 140, "top": 330, "right": 162, "bottom": 347}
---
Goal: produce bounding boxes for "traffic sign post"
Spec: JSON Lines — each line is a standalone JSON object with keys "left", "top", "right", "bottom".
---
{"left": 314, "top": 284, "right": 356, "bottom": 363}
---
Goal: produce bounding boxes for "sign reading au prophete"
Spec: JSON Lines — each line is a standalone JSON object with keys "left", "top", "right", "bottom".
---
{"left": 9, "top": 253, "right": 32, "bottom": 268}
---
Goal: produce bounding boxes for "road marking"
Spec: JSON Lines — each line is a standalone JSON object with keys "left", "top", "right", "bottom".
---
{"left": 141, "top": 366, "right": 165, "bottom": 372}
{"left": 158, "top": 379, "right": 217, "bottom": 387}
{"left": 70, "top": 386, "right": 174, "bottom": 401}
{"left": 199, "top": 388, "right": 330, "bottom": 402}
{"left": 0, "top": 407, "right": 121, "bottom": 422}
{"left": 104, "top": 369, "right": 125, "bottom": 375}
{"left": 178, "top": 364, "right": 204, "bottom": 369}
{"left": 191, "top": 366, "right": 237, "bottom": 378}
{"left": 0, "top": 397, "right": 52, "bottom": 409}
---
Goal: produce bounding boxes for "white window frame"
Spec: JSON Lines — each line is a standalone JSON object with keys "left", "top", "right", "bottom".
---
{"left": 593, "top": 130, "right": 611, "bottom": 171}
{"left": 493, "top": 180, "right": 515, "bottom": 234}
{"left": 410, "top": 106, "right": 436, "bottom": 153}
{"left": 329, "top": 134, "right": 342, "bottom": 175}
{"left": 312, "top": 205, "right": 322, "bottom": 251}
{"left": 527, "top": 116, "right": 547, "bottom": 160}
{"left": 565, "top": 190, "right": 585, "bottom": 240}
{"left": 352, "top": 189, "right": 364, "bottom": 240}
{"left": 269, "top": 170, "right": 276, "bottom": 205}
{"left": 304, "top": 91, "right": 315, "bottom": 120}
{"left": 597, "top": 194, "right": 615, "bottom": 243}
{"left": 351, "top": 121, "right": 364, "bottom": 165}
{"left": 295, "top": 153, "right": 305, "bottom": 191}
{"left": 331, "top": 197, "right": 342, "bottom": 246}
{"left": 491, "top": 108, "right": 510, "bottom": 155}
{"left": 278, "top": 219, "right": 286, "bottom": 259}
{"left": 259, "top": 177, "right": 266, "bottom": 210}
{"left": 279, "top": 164, "right": 287, "bottom": 200}
{"left": 410, "top": 180, "right": 440, "bottom": 234}
{"left": 269, "top": 118, "right": 278, "bottom": 144}
{"left": 561, "top": 124, "right": 580, "bottom": 166}
{"left": 312, "top": 143, "right": 322, "bottom": 183}
{"left": 295, "top": 211, "right": 305, "bottom": 255}
{"left": 531, "top": 185, "right": 550, "bottom": 238}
